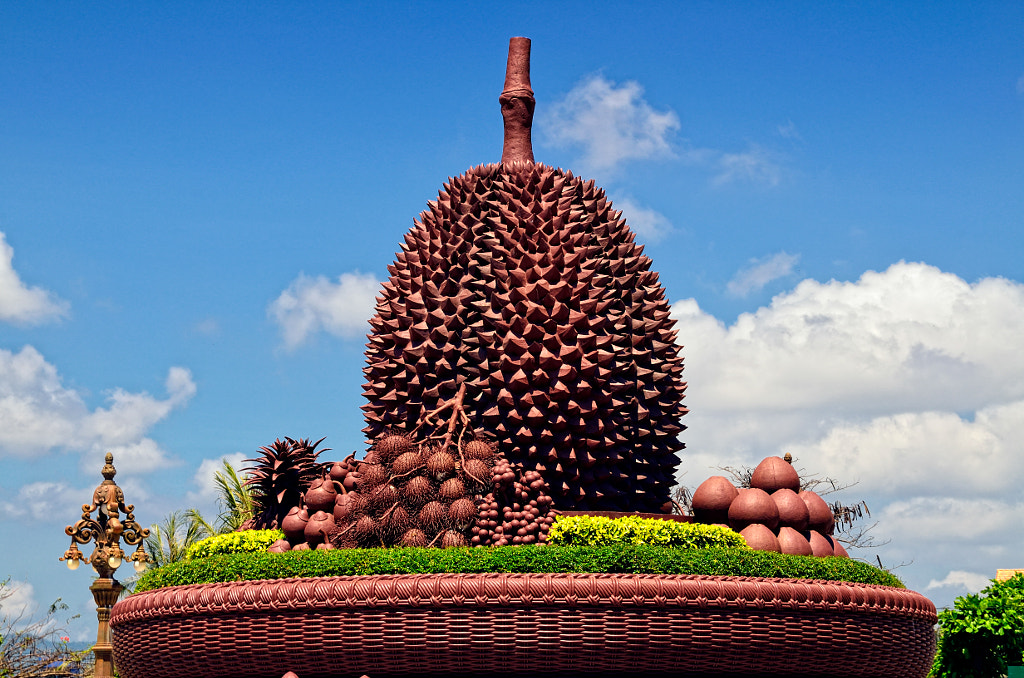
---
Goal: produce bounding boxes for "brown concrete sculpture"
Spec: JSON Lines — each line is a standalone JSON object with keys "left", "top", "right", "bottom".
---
{"left": 362, "top": 37, "right": 687, "bottom": 512}
{"left": 109, "top": 37, "right": 936, "bottom": 678}
{"left": 111, "top": 573, "right": 938, "bottom": 678}
{"left": 269, "top": 389, "right": 560, "bottom": 550}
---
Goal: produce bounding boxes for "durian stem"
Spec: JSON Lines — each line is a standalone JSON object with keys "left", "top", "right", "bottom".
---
{"left": 500, "top": 37, "right": 535, "bottom": 165}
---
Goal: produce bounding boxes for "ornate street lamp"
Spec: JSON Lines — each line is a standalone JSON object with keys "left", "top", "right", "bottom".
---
{"left": 60, "top": 452, "right": 151, "bottom": 678}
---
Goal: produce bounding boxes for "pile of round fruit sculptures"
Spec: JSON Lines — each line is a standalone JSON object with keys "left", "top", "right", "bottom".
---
{"left": 258, "top": 387, "right": 559, "bottom": 552}
{"left": 690, "top": 454, "right": 849, "bottom": 557}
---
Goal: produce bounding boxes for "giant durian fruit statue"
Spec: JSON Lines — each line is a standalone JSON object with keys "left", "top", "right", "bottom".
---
{"left": 363, "top": 38, "right": 687, "bottom": 512}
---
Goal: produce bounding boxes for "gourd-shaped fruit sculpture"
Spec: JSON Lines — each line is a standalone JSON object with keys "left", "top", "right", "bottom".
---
{"left": 362, "top": 38, "right": 687, "bottom": 511}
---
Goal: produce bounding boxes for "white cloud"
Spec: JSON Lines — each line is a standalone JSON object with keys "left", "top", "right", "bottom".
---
{"left": 192, "top": 318, "right": 221, "bottom": 337}
{"left": 0, "top": 232, "right": 69, "bottom": 325}
{"left": 0, "top": 481, "right": 84, "bottom": 521}
{"left": 543, "top": 74, "right": 680, "bottom": 173}
{"left": 0, "top": 346, "right": 194, "bottom": 472}
{"left": 0, "top": 580, "right": 39, "bottom": 623}
{"left": 188, "top": 452, "right": 248, "bottom": 504}
{"left": 543, "top": 76, "right": 789, "bottom": 188}
{"left": 713, "top": 144, "right": 783, "bottom": 187}
{"left": 726, "top": 252, "right": 800, "bottom": 297}
{"left": 777, "top": 121, "right": 801, "bottom": 140}
{"left": 671, "top": 261, "right": 1024, "bottom": 605}
{"left": 786, "top": 403, "right": 1024, "bottom": 497}
{"left": 675, "top": 262, "right": 1024, "bottom": 418}
{"left": 927, "top": 570, "right": 992, "bottom": 595}
{"left": 269, "top": 271, "right": 380, "bottom": 349}
{"left": 881, "top": 497, "right": 1024, "bottom": 546}
{"left": 613, "top": 197, "right": 674, "bottom": 241}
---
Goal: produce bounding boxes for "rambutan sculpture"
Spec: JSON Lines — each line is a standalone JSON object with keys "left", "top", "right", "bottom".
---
{"left": 271, "top": 386, "right": 560, "bottom": 551}
{"left": 362, "top": 37, "right": 687, "bottom": 512}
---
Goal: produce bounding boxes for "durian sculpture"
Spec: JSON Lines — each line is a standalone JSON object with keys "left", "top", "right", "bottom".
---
{"left": 363, "top": 38, "right": 687, "bottom": 512}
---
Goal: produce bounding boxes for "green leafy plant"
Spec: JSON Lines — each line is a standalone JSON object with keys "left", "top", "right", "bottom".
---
{"left": 185, "top": 529, "right": 284, "bottom": 559}
{"left": 145, "top": 510, "right": 209, "bottom": 568}
{"left": 547, "top": 514, "right": 747, "bottom": 549}
{"left": 145, "top": 461, "right": 259, "bottom": 570}
{"left": 187, "top": 459, "right": 257, "bottom": 534}
{"left": 931, "top": 573, "right": 1024, "bottom": 678}
{"left": 133, "top": 544, "right": 903, "bottom": 593}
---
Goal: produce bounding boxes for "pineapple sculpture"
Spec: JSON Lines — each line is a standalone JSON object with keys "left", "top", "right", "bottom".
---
{"left": 243, "top": 437, "right": 328, "bottom": 529}
{"left": 362, "top": 37, "right": 687, "bottom": 512}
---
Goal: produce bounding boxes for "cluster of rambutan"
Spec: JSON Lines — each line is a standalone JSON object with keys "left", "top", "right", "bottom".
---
{"left": 267, "top": 430, "right": 557, "bottom": 552}
{"left": 475, "top": 459, "right": 555, "bottom": 546}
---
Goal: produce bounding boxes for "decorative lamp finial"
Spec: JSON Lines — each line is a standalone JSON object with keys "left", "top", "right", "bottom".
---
{"left": 500, "top": 36, "right": 535, "bottom": 165}
{"left": 102, "top": 453, "right": 116, "bottom": 481}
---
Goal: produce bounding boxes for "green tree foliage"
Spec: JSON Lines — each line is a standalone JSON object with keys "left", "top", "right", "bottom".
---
{"left": 931, "top": 573, "right": 1024, "bottom": 678}
{"left": 145, "top": 510, "right": 208, "bottom": 568}
{"left": 146, "top": 460, "right": 257, "bottom": 568}
{"left": 548, "top": 514, "right": 748, "bottom": 549}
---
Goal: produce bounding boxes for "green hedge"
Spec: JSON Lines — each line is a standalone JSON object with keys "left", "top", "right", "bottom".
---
{"left": 931, "top": 573, "right": 1024, "bottom": 678}
{"left": 548, "top": 514, "right": 746, "bottom": 549}
{"left": 184, "top": 530, "right": 284, "bottom": 559}
{"left": 133, "top": 544, "right": 902, "bottom": 592}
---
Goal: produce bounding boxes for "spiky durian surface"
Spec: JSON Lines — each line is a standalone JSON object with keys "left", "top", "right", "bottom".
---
{"left": 362, "top": 161, "right": 687, "bottom": 512}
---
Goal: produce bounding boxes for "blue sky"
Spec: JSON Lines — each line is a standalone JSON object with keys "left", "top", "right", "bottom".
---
{"left": 2, "top": 3, "right": 1023, "bottom": 638}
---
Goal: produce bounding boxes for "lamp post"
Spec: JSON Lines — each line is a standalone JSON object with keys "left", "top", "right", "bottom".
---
{"left": 60, "top": 452, "right": 151, "bottom": 678}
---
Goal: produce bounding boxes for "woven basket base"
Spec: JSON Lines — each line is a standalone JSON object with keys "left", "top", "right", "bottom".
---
{"left": 111, "top": 573, "right": 936, "bottom": 678}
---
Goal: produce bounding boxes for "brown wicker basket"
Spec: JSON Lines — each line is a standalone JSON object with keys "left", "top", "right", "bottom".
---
{"left": 111, "top": 573, "right": 936, "bottom": 678}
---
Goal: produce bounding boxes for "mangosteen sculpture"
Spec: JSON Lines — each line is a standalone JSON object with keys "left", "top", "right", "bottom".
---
{"left": 362, "top": 37, "right": 687, "bottom": 512}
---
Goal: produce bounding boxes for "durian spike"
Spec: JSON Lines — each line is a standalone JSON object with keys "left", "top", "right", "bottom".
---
{"left": 500, "top": 36, "right": 535, "bottom": 165}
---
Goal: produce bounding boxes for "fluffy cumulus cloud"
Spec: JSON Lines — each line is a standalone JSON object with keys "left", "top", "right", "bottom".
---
{"left": 612, "top": 197, "right": 674, "bottom": 242}
{"left": 671, "top": 261, "right": 1024, "bottom": 604}
{"left": 269, "top": 271, "right": 380, "bottom": 349}
{"left": 0, "top": 579, "right": 39, "bottom": 623}
{"left": 927, "top": 570, "right": 992, "bottom": 595}
{"left": 0, "top": 480, "right": 86, "bottom": 522}
{"left": 0, "top": 232, "right": 69, "bottom": 325}
{"left": 544, "top": 76, "right": 787, "bottom": 188}
{"left": 0, "top": 346, "right": 195, "bottom": 472}
{"left": 543, "top": 74, "right": 680, "bottom": 173}
{"left": 188, "top": 452, "right": 248, "bottom": 505}
{"left": 726, "top": 252, "right": 800, "bottom": 297}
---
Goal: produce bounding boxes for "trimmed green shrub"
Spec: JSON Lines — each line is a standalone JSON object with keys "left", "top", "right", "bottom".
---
{"left": 931, "top": 573, "right": 1024, "bottom": 678}
{"left": 134, "top": 544, "right": 902, "bottom": 593}
{"left": 184, "top": 529, "right": 284, "bottom": 559}
{"left": 548, "top": 514, "right": 747, "bottom": 549}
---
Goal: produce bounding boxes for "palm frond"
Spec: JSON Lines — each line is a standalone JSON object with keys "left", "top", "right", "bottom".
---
{"left": 145, "top": 510, "right": 208, "bottom": 567}
{"left": 213, "top": 459, "right": 256, "bottom": 532}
